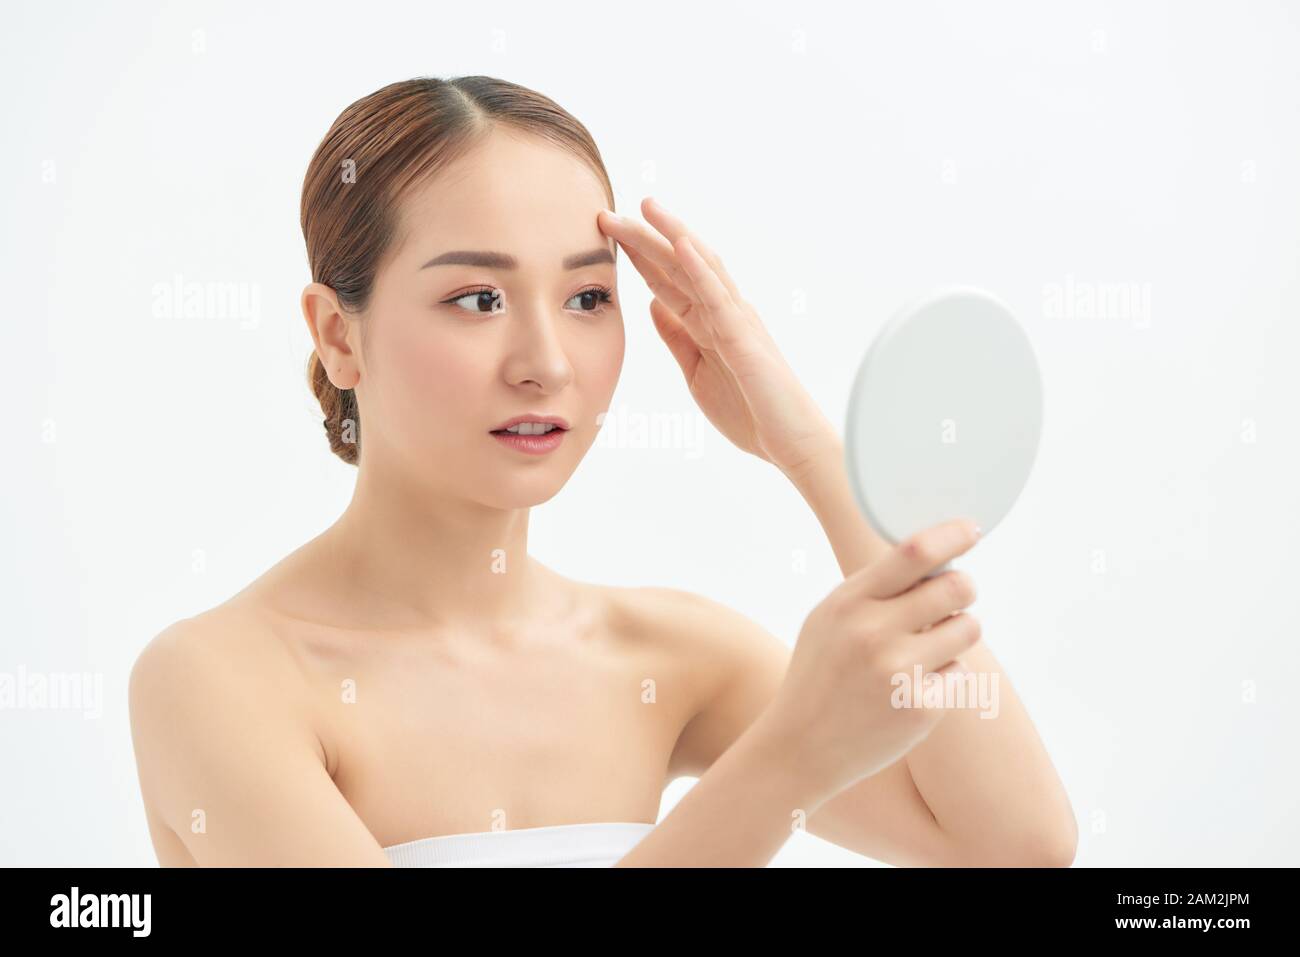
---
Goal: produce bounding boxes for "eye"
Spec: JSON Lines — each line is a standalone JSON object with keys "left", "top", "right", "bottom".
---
{"left": 439, "top": 284, "right": 615, "bottom": 316}
{"left": 565, "top": 285, "right": 615, "bottom": 314}
{"left": 441, "top": 286, "right": 506, "bottom": 314}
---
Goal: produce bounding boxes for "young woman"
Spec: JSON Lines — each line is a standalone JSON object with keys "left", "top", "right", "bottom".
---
{"left": 128, "top": 75, "right": 1076, "bottom": 868}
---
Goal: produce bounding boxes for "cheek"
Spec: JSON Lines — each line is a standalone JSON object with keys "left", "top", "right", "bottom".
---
{"left": 574, "top": 318, "right": 626, "bottom": 399}
{"left": 374, "top": 319, "right": 480, "bottom": 430}
{"left": 368, "top": 311, "right": 624, "bottom": 441}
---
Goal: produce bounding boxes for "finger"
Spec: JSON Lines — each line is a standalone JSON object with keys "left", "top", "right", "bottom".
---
{"left": 889, "top": 569, "right": 978, "bottom": 633}
{"left": 914, "top": 612, "right": 982, "bottom": 673}
{"left": 639, "top": 197, "right": 743, "bottom": 301}
{"left": 601, "top": 206, "right": 752, "bottom": 352}
{"left": 598, "top": 210, "right": 698, "bottom": 300}
{"left": 675, "top": 235, "right": 735, "bottom": 316}
{"left": 618, "top": 238, "right": 694, "bottom": 317}
{"left": 850, "top": 518, "right": 982, "bottom": 601}
{"left": 621, "top": 239, "right": 711, "bottom": 346}
{"left": 675, "top": 236, "right": 757, "bottom": 353}
{"left": 649, "top": 298, "right": 703, "bottom": 381}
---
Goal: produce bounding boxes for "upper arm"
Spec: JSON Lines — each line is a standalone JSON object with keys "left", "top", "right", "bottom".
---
{"left": 128, "top": 622, "right": 391, "bottom": 867}
{"left": 664, "top": 591, "right": 790, "bottom": 780}
{"left": 662, "top": 590, "right": 956, "bottom": 866}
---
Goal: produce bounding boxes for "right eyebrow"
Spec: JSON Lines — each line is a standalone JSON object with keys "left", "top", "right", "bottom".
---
{"left": 420, "top": 250, "right": 518, "bottom": 270}
{"left": 419, "top": 247, "right": 615, "bottom": 271}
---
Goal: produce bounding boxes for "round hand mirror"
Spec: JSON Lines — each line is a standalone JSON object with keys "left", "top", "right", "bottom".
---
{"left": 845, "top": 286, "right": 1043, "bottom": 571}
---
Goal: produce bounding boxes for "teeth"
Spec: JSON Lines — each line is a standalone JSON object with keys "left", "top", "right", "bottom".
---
{"left": 505, "top": 422, "right": 557, "bottom": 435}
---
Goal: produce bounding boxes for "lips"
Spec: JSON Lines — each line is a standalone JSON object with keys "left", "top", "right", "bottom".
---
{"left": 490, "top": 413, "right": 571, "bottom": 433}
{"left": 491, "top": 427, "right": 567, "bottom": 455}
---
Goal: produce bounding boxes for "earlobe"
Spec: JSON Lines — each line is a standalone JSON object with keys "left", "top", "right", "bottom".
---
{"left": 334, "top": 364, "right": 359, "bottom": 390}
{"left": 327, "top": 360, "right": 358, "bottom": 391}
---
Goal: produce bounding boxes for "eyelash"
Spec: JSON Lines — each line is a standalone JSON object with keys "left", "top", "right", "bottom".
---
{"left": 440, "top": 284, "right": 615, "bottom": 316}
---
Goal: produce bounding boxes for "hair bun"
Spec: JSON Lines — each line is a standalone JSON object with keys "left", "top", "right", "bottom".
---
{"left": 308, "top": 351, "right": 360, "bottom": 465}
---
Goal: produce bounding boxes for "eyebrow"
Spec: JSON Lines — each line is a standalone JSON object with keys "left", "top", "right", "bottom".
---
{"left": 419, "top": 247, "right": 615, "bottom": 271}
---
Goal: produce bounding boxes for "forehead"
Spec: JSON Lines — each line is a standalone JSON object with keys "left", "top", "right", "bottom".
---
{"left": 394, "top": 128, "right": 611, "bottom": 258}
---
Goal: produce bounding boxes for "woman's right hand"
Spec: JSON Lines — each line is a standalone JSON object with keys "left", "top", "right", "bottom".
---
{"left": 760, "top": 518, "right": 984, "bottom": 802}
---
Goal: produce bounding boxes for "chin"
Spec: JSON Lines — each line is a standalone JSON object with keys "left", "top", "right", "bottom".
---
{"left": 470, "top": 460, "right": 575, "bottom": 509}
{"left": 483, "top": 481, "right": 567, "bottom": 510}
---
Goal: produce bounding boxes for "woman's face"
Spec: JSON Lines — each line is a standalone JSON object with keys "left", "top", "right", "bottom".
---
{"left": 355, "top": 128, "right": 625, "bottom": 508}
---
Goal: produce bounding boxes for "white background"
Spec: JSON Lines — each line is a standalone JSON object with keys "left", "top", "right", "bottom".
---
{"left": 2, "top": 0, "right": 1297, "bottom": 867}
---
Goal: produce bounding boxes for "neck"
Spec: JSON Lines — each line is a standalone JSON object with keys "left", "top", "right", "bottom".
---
{"left": 312, "top": 453, "right": 552, "bottom": 632}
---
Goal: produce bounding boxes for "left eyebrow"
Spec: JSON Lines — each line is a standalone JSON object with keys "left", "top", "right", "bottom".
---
{"left": 419, "top": 247, "right": 615, "bottom": 270}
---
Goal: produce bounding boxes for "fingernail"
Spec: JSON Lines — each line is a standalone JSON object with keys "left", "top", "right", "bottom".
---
{"left": 973, "top": 525, "right": 983, "bottom": 539}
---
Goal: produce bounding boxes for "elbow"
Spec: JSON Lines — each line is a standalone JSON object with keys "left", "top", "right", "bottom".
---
{"left": 1026, "top": 817, "right": 1078, "bottom": 868}
{"left": 950, "top": 818, "right": 1078, "bottom": 868}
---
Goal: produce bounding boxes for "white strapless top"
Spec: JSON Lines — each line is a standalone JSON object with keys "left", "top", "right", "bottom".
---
{"left": 383, "top": 821, "right": 657, "bottom": 868}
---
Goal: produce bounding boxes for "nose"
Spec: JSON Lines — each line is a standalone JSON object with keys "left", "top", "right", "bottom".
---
{"left": 501, "top": 300, "right": 574, "bottom": 393}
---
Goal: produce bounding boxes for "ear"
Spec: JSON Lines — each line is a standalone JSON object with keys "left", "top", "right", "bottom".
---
{"left": 301, "top": 282, "right": 359, "bottom": 388}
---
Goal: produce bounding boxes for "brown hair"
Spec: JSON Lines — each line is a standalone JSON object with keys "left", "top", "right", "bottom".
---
{"left": 301, "top": 75, "right": 616, "bottom": 464}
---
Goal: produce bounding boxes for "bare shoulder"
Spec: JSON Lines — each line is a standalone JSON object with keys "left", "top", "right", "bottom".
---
{"left": 128, "top": 537, "right": 326, "bottom": 708}
{"left": 596, "top": 583, "right": 792, "bottom": 778}
{"left": 129, "top": 599, "right": 305, "bottom": 718}
{"left": 130, "top": 593, "right": 317, "bottom": 740}
{"left": 127, "top": 602, "right": 391, "bottom": 866}
{"left": 602, "top": 583, "right": 789, "bottom": 664}
{"left": 128, "top": 603, "right": 325, "bottom": 823}
{"left": 129, "top": 612, "right": 235, "bottom": 725}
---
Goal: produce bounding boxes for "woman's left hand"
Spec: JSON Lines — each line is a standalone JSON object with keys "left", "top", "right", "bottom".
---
{"left": 598, "top": 197, "right": 837, "bottom": 480}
